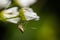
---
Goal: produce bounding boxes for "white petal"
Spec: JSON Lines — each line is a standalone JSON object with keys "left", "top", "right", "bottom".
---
{"left": 28, "top": 0, "right": 37, "bottom": 5}
{"left": 0, "top": 0, "right": 11, "bottom": 9}
{"left": 22, "top": 8, "right": 40, "bottom": 21}
{"left": 35, "top": 16, "right": 40, "bottom": 21}
{"left": 6, "top": 18, "right": 20, "bottom": 24}
{"left": 4, "top": 1, "right": 11, "bottom": 8}
{"left": 16, "top": 0, "right": 37, "bottom": 7}
{"left": 3, "top": 7, "right": 19, "bottom": 18}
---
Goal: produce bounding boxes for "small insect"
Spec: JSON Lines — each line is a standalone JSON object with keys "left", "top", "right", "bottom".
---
{"left": 18, "top": 24, "right": 24, "bottom": 33}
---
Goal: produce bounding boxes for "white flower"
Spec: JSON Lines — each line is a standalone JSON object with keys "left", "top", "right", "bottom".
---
{"left": 20, "top": 8, "right": 40, "bottom": 21}
{"left": 6, "top": 18, "right": 20, "bottom": 24}
{"left": 15, "top": 0, "right": 37, "bottom": 7}
{"left": 0, "top": 0, "right": 11, "bottom": 9}
{"left": 2, "top": 7, "right": 19, "bottom": 18}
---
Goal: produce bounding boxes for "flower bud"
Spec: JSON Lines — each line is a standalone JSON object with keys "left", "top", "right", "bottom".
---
{"left": 0, "top": 7, "right": 20, "bottom": 23}
{"left": 14, "top": 0, "right": 37, "bottom": 7}
{"left": 0, "top": 0, "right": 11, "bottom": 9}
{"left": 19, "top": 8, "right": 40, "bottom": 21}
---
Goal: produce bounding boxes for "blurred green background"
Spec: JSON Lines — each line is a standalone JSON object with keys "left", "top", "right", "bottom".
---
{"left": 0, "top": 0, "right": 59, "bottom": 40}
